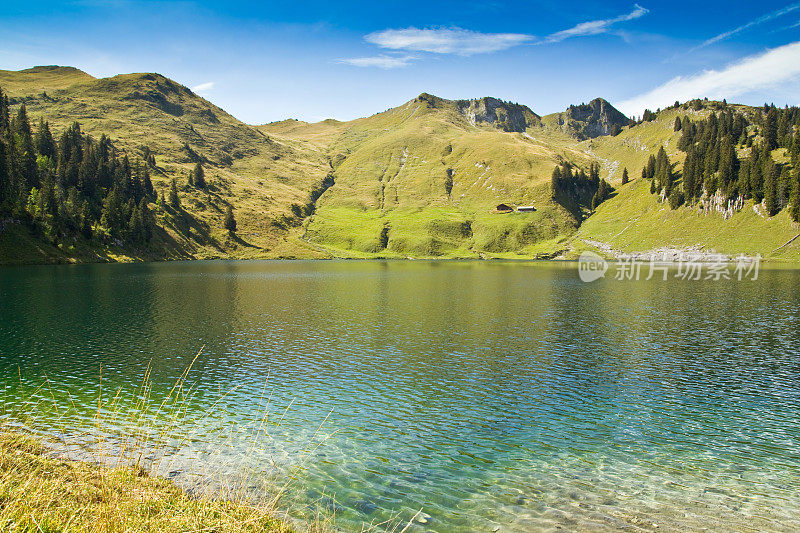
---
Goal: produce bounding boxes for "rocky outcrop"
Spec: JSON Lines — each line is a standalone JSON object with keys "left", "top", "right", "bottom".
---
{"left": 414, "top": 93, "right": 541, "bottom": 132}
{"left": 551, "top": 98, "right": 630, "bottom": 139}
{"left": 455, "top": 97, "right": 541, "bottom": 132}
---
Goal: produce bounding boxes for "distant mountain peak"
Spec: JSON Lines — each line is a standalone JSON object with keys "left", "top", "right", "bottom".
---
{"left": 414, "top": 92, "right": 447, "bottom": 109}
{"left": 0, "top": 65, "right": 96, "bottom": 98}
{"left": 548, "top": 98, "right": 629, "bottom": 139}
{"left": 21, "top": 65, "right": 94, "bottom": 78}
{"left": 411, "top": 93, "right": 540, "bottom": 132}
{"left": 455, "top": 97, "right": 540, "bottom": 133}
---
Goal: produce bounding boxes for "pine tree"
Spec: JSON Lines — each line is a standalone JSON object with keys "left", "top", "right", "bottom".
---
{"left": 589, "top": 162, "right": 599, "bottom": 182}
{"left": 751, "top": 147, "right": 765, "bottom": 202}
{"left": 550, "top": 166, "right": 562, "bottom": 198}
{"left": 681, "top": 116, "right": 692, "bottom": 140}
{"left": 764, "top": 107, "right": 778, "bottom": 151}
{"left": 131, "top": 161, "right": 144, "bottom": 202}
{"left": 0, "top": 140, "right": 8, "bottom": 209}
{"left": 13, "top": 105, "right": 38, "bottom": 190}
{"left": 444, "top": 168, "right": 454, "bottom": 196}
{"left": 674, "top": 117, "right": 682, "bottom": 131}
{"left": 0, "top": 88, "right": 9, "bottom": 132}
{"left": 777, "top": 109, "right": 791, "bottom": 147}
{"left": 718, "top": 136, "right": 737, "bottom": 194}
{"left": 590, "top": 179, "right": 612, "bottom": 210}
{"left": 789, "top": 174, "right": 800, "bottom": 223}
{"left": 11, "top": 104, "right": 32, "bottom": 139}
{"left": 168, "top": 178, "right": 180, "bottom": 209}
{"left": 683, "top": 147, "right": 696, "bottom": 202}
{"left": 101, "top": 187, "right": 125, "bottom": 238}
{"left": 79, "top": 199, "right": 92, "bottom": 238}
{"left": 139, "top": 198, "right": 154, "bottom": 242}
{"left": 142, "top": 166, "right": 155, "bottom": 200}
{"left": 738, "top": 158, "right": 751, "bottom": 199}
{"left": 655, "top": 146, "right": 671, "bottom": 194}
{"left": 0, "top": 109, "right": 171, "bottom": 246}
{"left": 702, "top": 141, "right": 719, "bottom": 194}
{"left": 223, "top": 205, "right": 237, "bottom": 232}
{"left": 646, "top": 154, "right": 656, "bottom": 180}
{"left": 128, "top": 203, "right": 144, "bottom": 243}
{"left": 621, "top": 167, "right": 629, "bottom": 185}
{"left": 194, "top": 162, "right": 206, "bottom": 189}
{"left": 34, "top": 119, "right": 57, "bottom": 161}
{"left": 37, "top": 172, "right": 56, "bottom": 221}
{"left": 562, "top": 162, "right": 572, "bottom": 182}
{"left": 668, "top": 187, "right": 685, "bottom": 210}
{"left": 25, "top": 187, "right": 40, "bottom": 220}
{"left": 763, "top": 160, "right": 779, "bottom": 216}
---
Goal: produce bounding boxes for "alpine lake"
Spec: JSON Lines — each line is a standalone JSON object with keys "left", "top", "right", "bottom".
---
{"left": 2, "top": 259, "right": 799, "bottom": 531}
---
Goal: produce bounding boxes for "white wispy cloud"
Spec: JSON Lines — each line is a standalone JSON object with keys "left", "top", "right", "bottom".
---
{"left": 338, "top": 55, "right": 416, "bottom": 69}
{"left": 343, "top": 5, "right": 648, "bottom": 66}
{"left": 616, "top": 41, "right": 800, "bottom": 116}
{"left": 191, "top": 81, "right": 215, "bottom": 93}
{"left": 544, "top": 4, "right": 649, "bottom": 43}
{"left": 690, "top": 3, "right": 800, "bottom": 51}
{"left": 364, "top": 27, "right": 534, "bottom": 55}
{"left": 778, "top": 19, "right": 800, "bottom": 31}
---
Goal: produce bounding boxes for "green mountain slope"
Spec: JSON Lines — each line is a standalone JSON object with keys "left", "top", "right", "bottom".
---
{"left": 0, "top": 66, "right": 333, "bottom": 262}
{"left": 573, "top": 104, "right": 800, "bottom": 261}
{"left": 0, "top": 65, "right": 94, "bottom": 96}
{"left": 262, "top": 93, "right": 597, "bottom": 257}
{"left": 1, "top": 65, "right": 798, "bottom": 264}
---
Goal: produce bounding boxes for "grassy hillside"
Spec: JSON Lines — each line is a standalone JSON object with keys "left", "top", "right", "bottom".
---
{"left": 0, "top": 65, "right": 94, "bottom": 95}
{"left": 577, "top": 178, "right": 800, "bottom": 260}
{"left": 262, "top": 94, "right": 593, "bottom": 257}
{"left": 571, "top": 103, "right": 800, "bottom": 261}
{"left": 1, "top": 66, "right": 798, "bottom": 263}
{"left": 1, "top": 66, "right": 332, "bottom": 263}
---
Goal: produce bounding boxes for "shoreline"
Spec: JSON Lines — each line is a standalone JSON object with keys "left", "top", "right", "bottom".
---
{"left": 0, "top": 429, "right": 296, "bottom": 533}
{"left": 3, "top": 252, "right": 800, "bottom": 268}
{"left": 3, "top": 216, "right": 799, "bottom": 266}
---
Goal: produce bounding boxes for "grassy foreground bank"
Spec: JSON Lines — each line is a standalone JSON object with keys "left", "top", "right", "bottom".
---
{"left": 0, "top": 431, "right": 293, "bottom": 532}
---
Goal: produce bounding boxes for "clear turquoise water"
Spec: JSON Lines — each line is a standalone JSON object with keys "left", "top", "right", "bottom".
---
{"left": 1, "top": 260, "right": 800, "bottom": 531}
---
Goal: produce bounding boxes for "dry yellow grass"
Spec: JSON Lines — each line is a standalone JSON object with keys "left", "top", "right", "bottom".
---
{"left": 0, "top": 430, "right": 294, "bottom": 533}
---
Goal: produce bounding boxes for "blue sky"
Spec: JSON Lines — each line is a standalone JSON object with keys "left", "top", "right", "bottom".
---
{"left": 2, "top": 1, "right": 800, "bottom": 123}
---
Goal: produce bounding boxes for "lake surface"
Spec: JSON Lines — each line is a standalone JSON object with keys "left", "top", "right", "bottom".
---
{"left": 2, "top": 260, "right": 800, "bottom": 531}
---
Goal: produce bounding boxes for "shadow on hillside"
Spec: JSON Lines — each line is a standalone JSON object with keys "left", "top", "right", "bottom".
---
{"left": 228, "top": 232, "right": 260, "bottom": 249}
{"left": 150, "top": 224, "right": 195, "bottom": 259}
{"left": 162, "top": 207, "right": 224, "bottom": 253}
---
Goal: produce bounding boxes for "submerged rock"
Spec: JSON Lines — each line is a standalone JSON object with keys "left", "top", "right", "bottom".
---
{"left": 417, "top": 513, "right": 432, "bottom": 524}
{"left": 353, "top": 499, "right": 377, "bottom": 514}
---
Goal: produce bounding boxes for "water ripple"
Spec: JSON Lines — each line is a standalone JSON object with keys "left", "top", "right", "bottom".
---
{"left": 1, "top": 260, "right": 800, "bottom": 531}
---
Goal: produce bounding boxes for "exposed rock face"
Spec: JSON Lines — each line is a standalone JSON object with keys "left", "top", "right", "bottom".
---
{"left": 554, "top": 98, "right": 630, "bottom": 139}
{"left": 455, "top": 97, "right": 541, "bottom": 132}
{"left": 413, "top": 93, "right": 540, "bottom": 132}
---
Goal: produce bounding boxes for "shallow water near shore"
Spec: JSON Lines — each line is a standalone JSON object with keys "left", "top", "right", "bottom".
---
{"left": 2, "top": 259, "right": 800, "bottom": 531}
